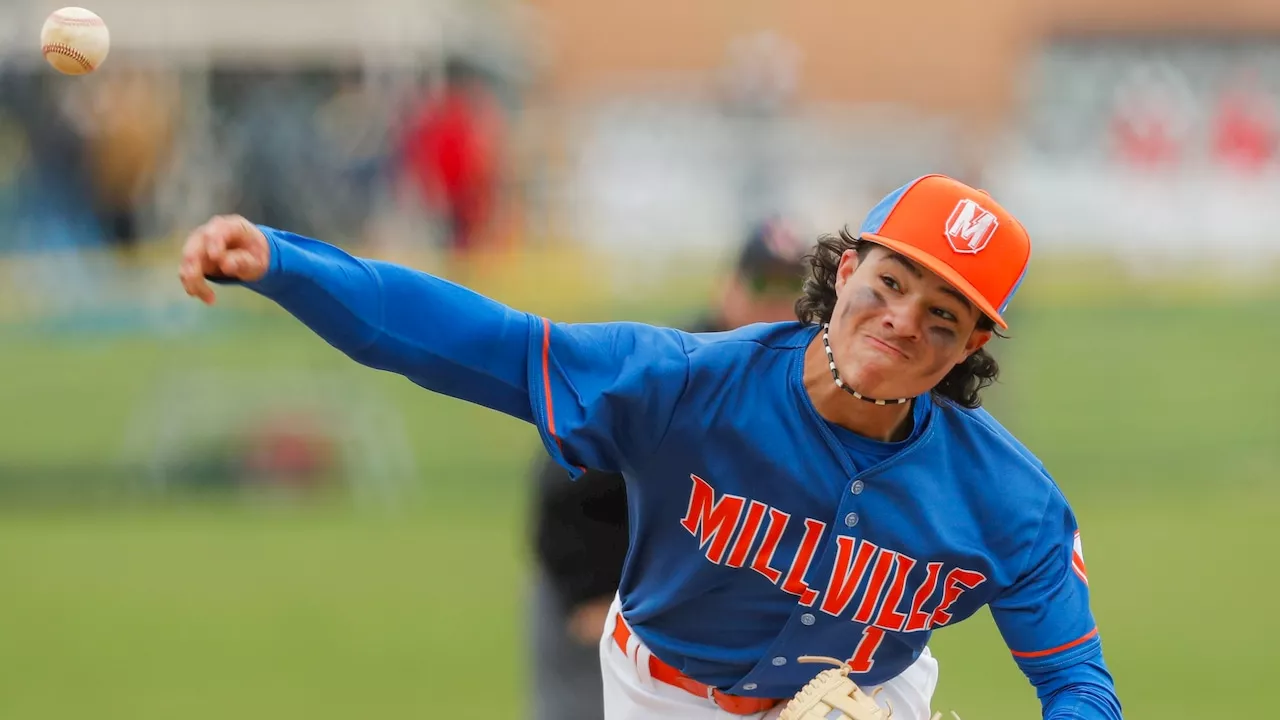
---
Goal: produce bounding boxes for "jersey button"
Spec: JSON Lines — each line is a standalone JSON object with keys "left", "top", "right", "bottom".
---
{"left": 742, "top": 683, "right": 758, "bottom": 691}
{"left": 801, "top": 613, "right": 815, "bottom": 625}
{"left": 844, "top": 512, "right": 859, "bottom": 527}
{"left": 851, "top": 480, "right": 865, "bottom": 494}
{"left": 772, "top": 657, "right": 787, "bottom": 666}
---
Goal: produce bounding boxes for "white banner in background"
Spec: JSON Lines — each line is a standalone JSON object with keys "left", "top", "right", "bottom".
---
{"left": 985, "top": 163, "right": 1280, "bottom": 264}
{"left": 562, "top": 99, "right": 969, "bottom": 257}
{"left": 986, "top": 34, "right": 1280, "bottom": 270}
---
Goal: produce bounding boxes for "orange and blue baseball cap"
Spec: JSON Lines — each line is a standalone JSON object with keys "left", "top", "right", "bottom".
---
{"left": 858, "top": 174, "right": 1031, "bottom": 329}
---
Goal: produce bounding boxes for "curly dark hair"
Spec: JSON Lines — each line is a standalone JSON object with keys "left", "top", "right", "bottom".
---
{"left": 794, "top": 227, "right": 1002, "bottom": 409}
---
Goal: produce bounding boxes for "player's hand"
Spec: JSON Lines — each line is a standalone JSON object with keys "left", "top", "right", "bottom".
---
{"left": 179, "top": 214, "right": 270, "bottom": 305}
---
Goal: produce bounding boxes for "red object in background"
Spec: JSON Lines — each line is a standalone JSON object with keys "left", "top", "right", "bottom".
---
{"left": 1110, "top": 110, "right": 1181, "bottom": 167}
{"left": 1106, "top": 71, "right": 1191, "bottom": 169}
{"left": 399, "top": 82, "right": 503, "bottom": 252}
{"left": 1211, "top": 86, "right": 1277, "bottom": 172}
{"left": 242, "top": 415, "right": 338, "bottom": 490}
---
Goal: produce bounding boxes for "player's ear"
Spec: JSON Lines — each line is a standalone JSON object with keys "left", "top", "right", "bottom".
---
{"left": 834, "top": 249, "right": 860, "bottom": 294}
{"left": 963, "top": 327, "right": 992, "bottom": 358}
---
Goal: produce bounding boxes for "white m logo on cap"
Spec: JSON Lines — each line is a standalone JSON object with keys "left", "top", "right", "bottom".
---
{"left": 945, "top": 199, "right": 999, "bottom": 254}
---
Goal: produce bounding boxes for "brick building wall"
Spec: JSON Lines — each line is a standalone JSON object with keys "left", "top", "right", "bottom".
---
{"left": 527, "top": 0, "right": 1280, "bottom": 131}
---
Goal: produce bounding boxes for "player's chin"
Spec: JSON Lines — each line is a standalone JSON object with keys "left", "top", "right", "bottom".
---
{"left": 844, "top": 357, "right": 922, "bottom": 399}
{"left": 848, "top": 350, "right": 907, "bottom": 378}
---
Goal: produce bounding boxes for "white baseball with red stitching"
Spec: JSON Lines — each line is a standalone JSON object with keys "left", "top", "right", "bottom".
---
{"left": 41, "top": 7, "right": 110, "bottom": 75}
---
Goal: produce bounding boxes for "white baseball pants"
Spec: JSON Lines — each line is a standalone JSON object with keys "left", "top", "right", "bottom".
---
{"left": 598, "top": 596, "right": 939, "bottom": 720}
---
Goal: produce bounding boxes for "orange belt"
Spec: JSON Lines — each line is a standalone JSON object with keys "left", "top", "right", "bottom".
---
{"left": 612, "top": 613, "right": 782, "bottom": 715}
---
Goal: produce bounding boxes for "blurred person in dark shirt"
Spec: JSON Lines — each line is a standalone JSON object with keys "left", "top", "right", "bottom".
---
{"left": 527, "top": 217, "right": 810, "bottom": 720}
{"left": 0, "top": 67, "right": 97, "bottom": 250}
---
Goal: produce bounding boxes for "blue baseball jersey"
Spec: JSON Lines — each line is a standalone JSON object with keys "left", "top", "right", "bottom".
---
{"left": 232, "top": 228, "right": 1121, "bottom": 718}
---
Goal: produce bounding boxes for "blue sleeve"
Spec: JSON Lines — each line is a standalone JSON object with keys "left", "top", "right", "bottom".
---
{"left": 1028, "top": 657, "right": 1123, "bottom": 719}
{"left": 235, "top": 227, "right": 536, "bottom": 421}
{"left": 233, "top": 227, "right": 691, "bottom": 477}
{"left": 990, "top": 491, "right": 1121, "bottom": 718}
{"left": 527, "top": 318, "right": 691, "bottom": 477}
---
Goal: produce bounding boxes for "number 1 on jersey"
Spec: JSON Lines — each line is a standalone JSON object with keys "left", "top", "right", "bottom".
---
{"left": 848, "top": 626, "right": 886, "bottom": 672}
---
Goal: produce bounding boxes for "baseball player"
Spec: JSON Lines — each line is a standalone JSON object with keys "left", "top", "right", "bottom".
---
{"left": 178, "top": 174, "right": 1122, "bottom": 720}
{"left": 530, "top": 217, "right": 811, "bottom": 720}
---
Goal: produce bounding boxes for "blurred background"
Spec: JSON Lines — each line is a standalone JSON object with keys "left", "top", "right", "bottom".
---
{"left": 1, "top": 0, "right": 1277, "bottom": 718}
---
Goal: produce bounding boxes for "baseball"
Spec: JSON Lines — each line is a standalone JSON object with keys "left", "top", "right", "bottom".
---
{"left": 41, "top": 7, "right": 110, "bottom": 75}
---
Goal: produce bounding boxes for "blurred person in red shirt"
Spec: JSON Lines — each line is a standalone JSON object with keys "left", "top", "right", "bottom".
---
{"left": 397, "top": 58, "right": 505, "bottom": 256}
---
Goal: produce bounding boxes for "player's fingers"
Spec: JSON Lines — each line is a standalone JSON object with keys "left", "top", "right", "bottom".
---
{"left": 178, "top": 223, "right": 217, "bottom": 304}
{"left": 205, "top": 221, "right": 229, "bottom": 265}
{"left": 220, "top": 214, "right": 255, "bottom": 245}
{"left": 179, "top": 270, "right": 216, "bottom": 305}
{"left": 220, "top": 248, "right": 258, "bottom": 279}
{"left": 180, "top": 227, "right": 205, "bottom": 270}
{"left": 180, "top": 262, "right": 216, "bottom": 304}
{"left": 178, "top": 233, "right": 203, "bottom": 289}
{"left": 220, "top": 215, "right": 269, "bottom": 281}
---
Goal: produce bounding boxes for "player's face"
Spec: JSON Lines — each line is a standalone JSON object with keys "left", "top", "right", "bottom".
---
{"left": 827, "top": 245, "right": 991, "bottom": 399}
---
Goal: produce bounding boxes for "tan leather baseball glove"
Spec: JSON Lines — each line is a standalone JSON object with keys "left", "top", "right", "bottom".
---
{"left": 778, "top": 656, "right": 961, "bottom": 720}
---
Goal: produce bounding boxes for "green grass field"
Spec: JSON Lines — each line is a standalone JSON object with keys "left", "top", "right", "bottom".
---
{"left": 0, "top": 258, "right": 1276, "bottom": 719}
